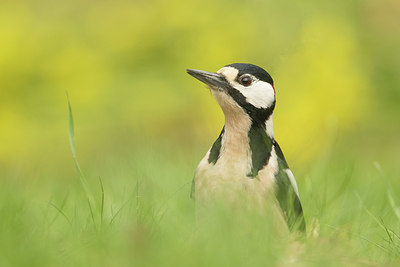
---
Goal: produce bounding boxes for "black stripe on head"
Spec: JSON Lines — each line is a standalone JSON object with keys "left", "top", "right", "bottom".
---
{"left": 227, "top": 87, "right": 275, "bottom": 124}
{"left": 225, "top": 63, "right": 274, "bottom": 85}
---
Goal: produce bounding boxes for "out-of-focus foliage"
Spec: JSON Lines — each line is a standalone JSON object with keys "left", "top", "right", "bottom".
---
{"left": 1, "top": 1, "right": 400, "bottom": 266}
{"left": 1, "top": 0, "right": 399, "bottom": 171}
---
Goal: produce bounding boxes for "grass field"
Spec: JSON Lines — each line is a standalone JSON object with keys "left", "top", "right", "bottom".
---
{"left": 1, "top": 106, "right": 399, "bottom": 266}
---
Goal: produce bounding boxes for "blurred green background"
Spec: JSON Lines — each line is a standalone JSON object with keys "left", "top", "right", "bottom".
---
{"left": 1, "top": 0, "right": 399, "bottom": 170}
{"left": 1, "top": 0, "right": 400, "bottom": 265}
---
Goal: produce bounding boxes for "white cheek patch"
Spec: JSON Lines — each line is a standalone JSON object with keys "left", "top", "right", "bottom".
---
{"left": 237, "top": 81, "right": 275, "bottom": 109}
{"left": 216, "top": 67, "right": 275, "bottom": 110}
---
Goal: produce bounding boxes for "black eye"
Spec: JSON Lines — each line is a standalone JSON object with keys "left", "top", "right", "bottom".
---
{"left": 239, "top": 75, "right": 252, "bottom": 87}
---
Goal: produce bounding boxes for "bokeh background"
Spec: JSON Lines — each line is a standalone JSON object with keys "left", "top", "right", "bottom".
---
{"left": 1, "top": 0, "right": 400, "bottom": 265}
{"left": 1, "top": 0, "right": 400, "bottom": 171}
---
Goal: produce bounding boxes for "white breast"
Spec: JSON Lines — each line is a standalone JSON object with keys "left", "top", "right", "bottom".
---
{"left": 194, "top": 140, "right": 278, "bottom": 207}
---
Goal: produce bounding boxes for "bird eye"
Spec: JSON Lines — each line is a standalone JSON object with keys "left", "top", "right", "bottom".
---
{"left": 239, "top": 75, "right": 252, "bottom": 87}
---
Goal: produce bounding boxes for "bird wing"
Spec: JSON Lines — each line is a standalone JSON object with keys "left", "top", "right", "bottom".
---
{"left": 273, "top": 141, "right": 306, "bottom": 231}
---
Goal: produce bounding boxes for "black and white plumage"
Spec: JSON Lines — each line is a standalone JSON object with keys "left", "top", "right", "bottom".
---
{"left": 187, "top": 63, "right": 305, "bottom": 231}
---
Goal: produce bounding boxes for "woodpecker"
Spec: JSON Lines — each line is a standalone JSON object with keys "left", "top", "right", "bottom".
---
{"left": 187, "top": 63, "right": 305, "bottom": 232}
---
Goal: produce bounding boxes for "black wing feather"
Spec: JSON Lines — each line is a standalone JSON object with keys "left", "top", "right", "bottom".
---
{"left": 274, "top": 141, "right": 306, "bottom": 232}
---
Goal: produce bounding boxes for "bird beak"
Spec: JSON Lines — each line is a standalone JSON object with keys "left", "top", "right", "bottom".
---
{"left": 186, "top": 69, "right": 228, "bottom": 91}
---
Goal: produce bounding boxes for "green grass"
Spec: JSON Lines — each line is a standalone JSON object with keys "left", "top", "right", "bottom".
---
{"left": 0, "top": 149, "right": 399, "bottom": 266}
{"left": 0, "top": 106, "right": 399, "bottom": 266}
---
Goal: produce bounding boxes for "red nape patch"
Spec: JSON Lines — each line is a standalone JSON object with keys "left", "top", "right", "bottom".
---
{"left": 272, "top": 85, "right": 276, "bottom": 93}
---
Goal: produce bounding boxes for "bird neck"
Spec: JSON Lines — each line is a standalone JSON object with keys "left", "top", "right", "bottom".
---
{"left": 208, "top": 113, "right": 275, "bottom": 178}
{"left": 222, "top": 114, "right": 275, "bottom": 144}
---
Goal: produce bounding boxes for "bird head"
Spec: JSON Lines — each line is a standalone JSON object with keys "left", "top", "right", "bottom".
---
{"left": 187, "top": 63, "right": 276, "bottom": 124}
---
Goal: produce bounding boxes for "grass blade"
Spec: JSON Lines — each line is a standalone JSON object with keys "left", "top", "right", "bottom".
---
{"left": 66, "top": 92, "right": 97, "bottom": 226}
{"left": 374, "top": 162, "right": 400, "bottom": 221}
{"left": 99, "top": 176, "right": 105, "bottom": 228}
{"left": 50, "top": 202, "right": 72, "bottom": 227}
